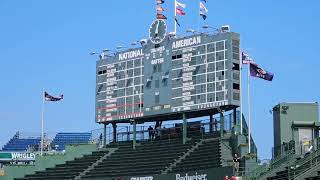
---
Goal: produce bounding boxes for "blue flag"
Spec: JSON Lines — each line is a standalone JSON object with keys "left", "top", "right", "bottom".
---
{"left": 250, "top": 63, "right": 274, "bottom": 81}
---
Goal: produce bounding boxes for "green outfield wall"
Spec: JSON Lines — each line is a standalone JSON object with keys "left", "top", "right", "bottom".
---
{"left": 82, "top": 166, "right": 234, "bottom": 180}
{"left": 0, "top": 144, "right": 96, "bottom": 180}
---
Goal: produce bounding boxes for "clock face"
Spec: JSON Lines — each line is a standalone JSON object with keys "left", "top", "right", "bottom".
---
{"left": 149, "top": 19, "right": 167, "bottom": 44}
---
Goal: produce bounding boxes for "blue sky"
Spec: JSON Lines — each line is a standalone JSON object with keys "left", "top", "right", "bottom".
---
{"left": 0, "top": 0, "right": 319, "bottom": 159}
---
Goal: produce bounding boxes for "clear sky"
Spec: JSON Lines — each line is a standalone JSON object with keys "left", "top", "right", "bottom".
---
{"left": 0, "top": 0, "right": 319, "bottom": 159}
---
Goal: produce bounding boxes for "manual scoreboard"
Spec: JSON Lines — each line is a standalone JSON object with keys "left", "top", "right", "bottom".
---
{"left": 96, "top": 31, "right": 241, "bottom": 123}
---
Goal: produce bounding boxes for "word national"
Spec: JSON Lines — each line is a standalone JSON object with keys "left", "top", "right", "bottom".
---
{"left": 119, "top": 49, "right": 144, "bottom": 61}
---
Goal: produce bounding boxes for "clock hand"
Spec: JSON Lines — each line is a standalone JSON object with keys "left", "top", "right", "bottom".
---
{"left": 155, "top": 21, "right": 159, "bottom": 34}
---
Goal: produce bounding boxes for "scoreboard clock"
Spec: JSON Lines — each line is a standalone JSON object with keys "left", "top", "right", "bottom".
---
{"left": 149, "top": 19, "right": 167, "bottom": 44}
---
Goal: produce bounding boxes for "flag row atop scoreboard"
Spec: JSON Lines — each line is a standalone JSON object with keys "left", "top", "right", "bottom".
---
{"left": 95, "top": 32, "right": 241, "bottom": 122}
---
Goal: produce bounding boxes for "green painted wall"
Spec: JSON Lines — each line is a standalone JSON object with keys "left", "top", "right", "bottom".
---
{"left": 81, "top": 167, "right": 233, "bottom": 180}
{"left": 273, "top": 102, "right": 319, "bottom": 148}
{"left": 0, "top": 144, "right": 96, "bottom": 180}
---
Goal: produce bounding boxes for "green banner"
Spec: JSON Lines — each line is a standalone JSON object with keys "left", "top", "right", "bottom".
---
{"left": 0, "top": 152, "right": 35, "bottom": 162}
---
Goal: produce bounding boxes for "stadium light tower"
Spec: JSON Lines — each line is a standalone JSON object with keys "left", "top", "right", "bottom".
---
{"left": 90, "top": 49, "right": 115, "bottom": 60}
{"left": 186, "top": 28, "right": 197, "bottom": 34}
{"left": 202, "top": 25, "right": 220, "bottom": 33}
{"left": 131, "top": 41, "right": 139, "bottom": 46}
{"left": 116, "top": 46, "right": 126, "bottom": 50}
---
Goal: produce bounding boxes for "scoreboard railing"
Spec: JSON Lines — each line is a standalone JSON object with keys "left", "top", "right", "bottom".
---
{"left": 90, "top": 110, "right": 252, "bottom": 145}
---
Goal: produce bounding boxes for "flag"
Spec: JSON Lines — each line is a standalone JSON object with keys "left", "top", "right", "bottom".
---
{"left": 175, "top": 18, "right": 181, "bottom": 27}
{"left": 200, "top": 13, "right": 207, "bottom": 20}
{"left": 156, "top": 0, "right": 164, "bottom": 5}
{"left": 44, "top": 91, "right": 63, "bottom": 101}
{"left": 176, "top": 8, "right": 186, "bottom": 15}
{"left": 201, "top": 0, "right": 207, "bottom": 2}
{"left": 200, "top": 2, "right": 208, "bottom": 13}
{"left": 241, "top": 52, "right": 251, "bottom": 64}
{"left": 175, "top": 1, "right": 186, "bottom": 8}
{"left": 250, "top": 63, "right": 274, "bottom": 81}
{"left": 156, "top": 6, "right": 165, "bottom": 12}
{"left": 157, "top": 13, "right": 167, "bottom": 20}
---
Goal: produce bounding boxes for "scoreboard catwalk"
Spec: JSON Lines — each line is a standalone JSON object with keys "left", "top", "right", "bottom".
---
{"left": 96, "top": 32, "right": 241, "bottom": 123}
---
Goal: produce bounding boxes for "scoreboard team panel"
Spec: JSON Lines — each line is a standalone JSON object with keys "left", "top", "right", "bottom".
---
{"left": 96, "top": 33, "right": 240, "bottom": 122}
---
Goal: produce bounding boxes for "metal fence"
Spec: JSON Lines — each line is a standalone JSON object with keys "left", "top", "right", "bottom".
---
{"left": 89, "top": 110, "right": 243, "bottom": 145}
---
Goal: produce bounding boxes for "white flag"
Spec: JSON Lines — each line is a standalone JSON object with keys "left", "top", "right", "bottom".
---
{"left": 200, "top": 2, "right": 208, "bottom": 13}
{"left": 176, "top": 1, "right": 186, "bottom": 9}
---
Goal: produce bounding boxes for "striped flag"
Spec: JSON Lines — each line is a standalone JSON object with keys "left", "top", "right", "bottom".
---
{"left": 200, "top": 2, "right": 208, "bottom": 13}
{"left": 176, "top": 8, "right": 186, "bottom": 15}
{"left": 157, "top": 13, "right": 167, "bottom": 20}
{"left": 175, "top": 1, "right": 186, "bottom": 9}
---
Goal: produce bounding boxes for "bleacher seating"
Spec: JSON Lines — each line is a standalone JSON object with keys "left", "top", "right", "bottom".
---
{"left": 14, "top": 131, "right": 229, "bottom": 179}
{"left": 171, "top": 139, "right": 221, "bottom": 173}
{"left": 15, "top": 151, "right": 107, "bottom": 180}
{"left": 51, "top": 133, "right": 92, "bottom": 151}
{"left": 82, "top": 138, "right": 197, "bottom": 178}
{"left": 306, "top": 171, "right": 320, "bottom": 180}
{"left": 266, "top": 168, "right": 289, "bottom": 180}
{"left": 1, "top": 133, "right": 40, "bottom": 152}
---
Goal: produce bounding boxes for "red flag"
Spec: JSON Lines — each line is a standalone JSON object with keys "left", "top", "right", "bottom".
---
{"left": 156, "top": 6, "right": 165, "bottom": 12}
{"left": 176, "top": 8, "right": 186, "bottom": 15}
{"left": 157, "top": 14, "right": 167, "bottom": 20}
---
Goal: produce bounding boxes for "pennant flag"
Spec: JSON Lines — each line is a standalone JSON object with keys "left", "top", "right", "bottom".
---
{"left": 175, "top": 18, "right": 181, "bottom": 27}
{"left": 157, "top": 13, "right": 167, "bottom": 20}
{"left": 156, "top": 6, "right": 165, "bottom": 12}
{"left": 44, "top": 92, "right": 63, "bottom": 101}
{"left": 250, "top": 63, "right": 274, "bottom": 81}
{"left": 175, "top": 1, "right": 186, "bottom": 9}
{"left": 200, "top": 2, "right": 208, "bottom": 13}
{"left": 176, "top": 8, "right": 186, "bottom": 15}
{"left": 156, "top": 0, "right": 164, "bottom": 5}
{"left": 200, "top": 13, "right": 207, "bottom": 20}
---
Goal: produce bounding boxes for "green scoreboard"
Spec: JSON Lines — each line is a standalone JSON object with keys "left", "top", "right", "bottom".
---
{"left": 96, "top": 23, "right": 241, "bottom": 123}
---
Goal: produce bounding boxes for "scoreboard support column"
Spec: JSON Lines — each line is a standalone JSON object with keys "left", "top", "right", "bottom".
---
{"left": 183, "top": 113, "right": 187, "bottom": 144}
{"left": 112, "top": 122, "right": 117, "bottom": 143}
{"left": 233, "top": 108, "right": 237, "bottom": 128}
{"left": 220, "top": 112, "right": 224, "bottom": 138}
{"left": 209, "top": 114, "right": 213, "bottom": 133}
{"left": 103, "top": 123, "right": 107, "bottom": 147}
{"left": 133, "top": 120, "right": 136, "bottom": 150}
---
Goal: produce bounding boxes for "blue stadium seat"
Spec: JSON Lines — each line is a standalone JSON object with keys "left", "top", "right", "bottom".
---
{"left": 51, "top": 132, "right": 92, "bottom": 151}
{"left": 1, "top": 133, "right": 41, "bottom": 152}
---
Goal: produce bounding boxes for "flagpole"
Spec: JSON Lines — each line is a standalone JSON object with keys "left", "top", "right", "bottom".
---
{"left": 40, "top": 89, "right": 45, "bottom": 156}
{"left": 247, "top": 62, "right": 251, "bottom": 154}
{"left": 240, "top": 52, "right": 243, "bottom": 135}
{"left": 174, "top": 0, "right": 177, "bottom": 34}
{"left": 197, "top": 0, "right": 200, "bottom": 32}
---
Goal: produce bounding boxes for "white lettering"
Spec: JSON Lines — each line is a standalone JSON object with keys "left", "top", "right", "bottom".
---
{"left": 172, "top": 36, "right": 201, "bottom": 49}
{"left": 175, "top": 173, "right": 207, "bottom": 180}
{"left": 151, "top": 58, "right": 164, "bottom": 65}
{"left": 119, "top": 49, "right": 144, "bottom": 61}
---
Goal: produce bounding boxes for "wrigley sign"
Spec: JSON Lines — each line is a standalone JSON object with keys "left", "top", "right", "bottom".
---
{"left": 0, "top": 152, "right": 36, "bottom": 162}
